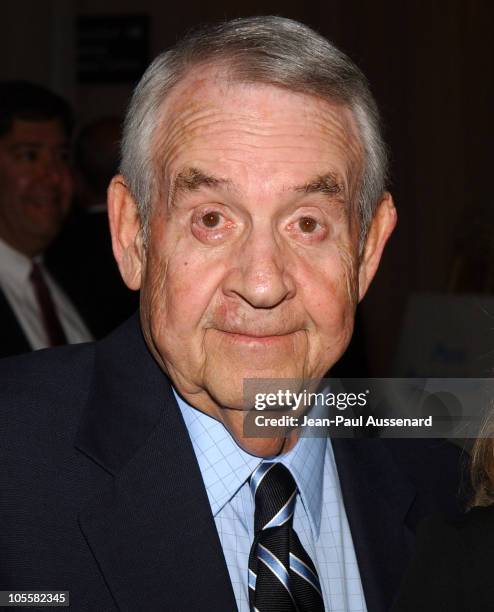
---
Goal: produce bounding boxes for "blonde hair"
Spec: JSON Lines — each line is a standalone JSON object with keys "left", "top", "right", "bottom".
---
{"left": 470, "top": 414, "right": 494, "bottom": 507}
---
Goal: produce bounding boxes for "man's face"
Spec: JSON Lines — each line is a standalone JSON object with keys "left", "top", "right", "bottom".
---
{"left": 0, "top": 118, "right": 72, "bottom": 256}
{"left": 110, "top": 68, "right": 396, "bottom": 455}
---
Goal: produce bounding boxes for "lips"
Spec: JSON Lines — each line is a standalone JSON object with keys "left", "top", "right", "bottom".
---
{"left": 26, "top": 196, "right": 61, "bottom": 209}
{"left": 216, "top": 328, "right": 300, "bottom": 338}
{"left": 212, "top": 329, "right": 304, "bottom": 349}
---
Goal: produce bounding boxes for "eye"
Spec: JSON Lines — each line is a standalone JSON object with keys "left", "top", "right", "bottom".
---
{"left": 298, "top": 216, "right": 319, "bottom": 233}
{"left": 286, "top": 211, "right": 328, "bottom": 243}
{"left": 17, "top": 149, "right": 39, "bottom": 162}
{"left": 201, "top": 211, "right": 222, "bottom": 228}
{"left": 191, "top": 207, "right": 237, "bottom": 244}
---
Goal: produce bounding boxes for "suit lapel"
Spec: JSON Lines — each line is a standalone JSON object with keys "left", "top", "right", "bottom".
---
{"left": 0, "top": 288, "right": 31, "bottom": 358}
{"left": 332, "top": 438, "right": 416, "bottom": 612}
{"left": 76, "top": 317, "right": 237, "bottom": 611}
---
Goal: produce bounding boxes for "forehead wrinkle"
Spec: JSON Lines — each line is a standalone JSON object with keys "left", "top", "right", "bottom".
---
{"left": 158, "top": 116, "right": 359, "bottom": 169}
{"left": 154, "top": 88, "right": 361, "bottom": 162}
{"left": 152, "top": 79, "right": 365, "bottom": 215}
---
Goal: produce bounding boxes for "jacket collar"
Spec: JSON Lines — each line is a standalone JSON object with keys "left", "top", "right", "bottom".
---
{"left": 75, "top": 315, "right": 237, "bottom": 611}
{"left": 332, "top": 437, "right": 417, "bottom": 612}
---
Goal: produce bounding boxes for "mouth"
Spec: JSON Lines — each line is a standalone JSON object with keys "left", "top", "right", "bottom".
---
{"left": 25, "top": 191, "right": 63, "bottom": 209}
{"left": 215, "top": 329, "right": 300, "bottom": 346}
{"left": 28, "top": 199, "right": 60, "bottom": 210}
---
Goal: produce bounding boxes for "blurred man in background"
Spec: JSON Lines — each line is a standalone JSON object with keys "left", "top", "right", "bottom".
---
{"left": 48, "top": 116, "right": 139, "bottom": 338}
{"left": 0, "top": 81, "right": 92, "bottom": 357}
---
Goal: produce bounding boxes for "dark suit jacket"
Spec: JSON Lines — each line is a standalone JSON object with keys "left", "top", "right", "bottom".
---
{"left": 0, "top": 288, "right": 31, "bottom": 358}
{"left": 392, "top": 505, "right": 494, "bottom": 612}
{"left": 0, "top": 279, "right": 95, "bottom": 360}
{"left": 0, "top": 315, "right": 466, "bottom": 611}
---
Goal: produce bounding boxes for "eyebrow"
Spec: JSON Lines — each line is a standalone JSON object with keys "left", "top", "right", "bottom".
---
{"left": 293, "top": 173, "right": 345, "bottom": 198}
{"left": 10, "top": 142, "right": 45, "bottom": 150}
{"left": 167, "top": 167, "right": 346, "bottom": 210}
{"left": 10, "top": 141, "right": 68, "bottom": 151}
{"left": 168, "top": 167, "right": 232, "bottom": 209}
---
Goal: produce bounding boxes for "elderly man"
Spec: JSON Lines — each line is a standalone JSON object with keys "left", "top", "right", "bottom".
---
{"left": 47, "top": 116, "right": 139, "bottom": 338}
{"left": 1, "top": 17, "right": 463, "bottom": 612}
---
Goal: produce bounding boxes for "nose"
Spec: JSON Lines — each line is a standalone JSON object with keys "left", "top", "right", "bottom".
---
{"left": 223, "top": 224, "right": 296, "bottom": 309}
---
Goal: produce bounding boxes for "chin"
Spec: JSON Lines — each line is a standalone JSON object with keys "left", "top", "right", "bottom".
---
{"left": 207, "top": 382, "right": 247, "bottom": 411}
{"left": 206, "top": 365, "right": 306, "bottom": 402}
{"left": 216, "top": 404, "right": 287, "bottom": 457}
{"left": 234, "top": 431, "right": 297, "bottom": 458}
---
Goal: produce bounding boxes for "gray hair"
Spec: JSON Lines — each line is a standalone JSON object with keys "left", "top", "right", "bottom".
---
{"left": 120, "top": 16, "right": 388, "bottom": 248}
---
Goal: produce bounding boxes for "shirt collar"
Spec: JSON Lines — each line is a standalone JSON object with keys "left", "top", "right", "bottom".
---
{"left": 278, "top": 431, "right": 326, "bottom": 537}
{"left": 174, "top": 388, "right": 326, "bottom": 538}
{"left": 0, "top": 238, "right": 34, "bottom": 283}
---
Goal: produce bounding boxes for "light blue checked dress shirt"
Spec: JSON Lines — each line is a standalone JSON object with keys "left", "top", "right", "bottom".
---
{"left": 174, "top": 390, "right": 367, "bottom": 612}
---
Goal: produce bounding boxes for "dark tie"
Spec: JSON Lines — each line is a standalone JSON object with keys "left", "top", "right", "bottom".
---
{"left": 29, "top": 261, "right": 68, "bottom": 347}
{"left": 248, "top": 462, "right": 326, "bottom": 612}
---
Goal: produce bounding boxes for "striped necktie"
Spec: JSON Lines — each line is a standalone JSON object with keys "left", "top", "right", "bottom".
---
{"left": 248, "top": 462, "right": 325, "bottom": 612}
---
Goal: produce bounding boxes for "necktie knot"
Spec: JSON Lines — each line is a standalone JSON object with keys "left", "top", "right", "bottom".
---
{"left": 248, "top": 462, "right": 325, "bottom": 611}
{"left": 29, "top": 260, "right": 43, "bottom": 284}
{"left": 251, "top": 463, "right": 297, "bottom": 533}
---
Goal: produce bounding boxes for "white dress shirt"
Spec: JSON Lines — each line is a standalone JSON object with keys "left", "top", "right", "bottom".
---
{"left": 175, "top": 389, "right": 368, "bottom": 612}
{"left": 0, "top": 238, "right": 92, "bottom": 350}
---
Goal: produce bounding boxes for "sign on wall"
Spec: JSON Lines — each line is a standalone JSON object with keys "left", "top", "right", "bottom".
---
{"left": 77, "top": 15, "right": 150, "bottom": 83}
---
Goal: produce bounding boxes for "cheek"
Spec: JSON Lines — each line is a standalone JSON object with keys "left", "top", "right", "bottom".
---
{"left": 308, "top": 279, "right": 354, "bottom": 333}
{"left": 4, "top": 170, "right": 28, "bottom": 198}
{"left": 297, "top": 247, "right": 358, "bottom": 343}
{"left": 0, "top": 166, "right": 19, "bottom": 212}
{"left": 15, "top": 174, "right": 43, "bottom": 208}
{"left": 60, "top": 171, "right": 74, "bottom": 202}
{"left": 143, "top": 231, "right": 228, "bottom": 340}
{"left": 6, "top": 177, "right": 32, "bottom": 220}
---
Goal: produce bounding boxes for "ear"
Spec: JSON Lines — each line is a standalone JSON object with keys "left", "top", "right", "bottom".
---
{"left": 107, "top": 175, "right": 144, "bottom": 290}
{"left": 357, "top": 192, "right": 397, "bottom": 302}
